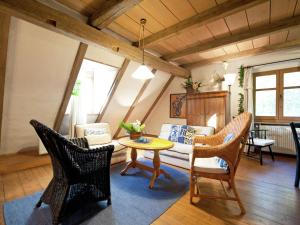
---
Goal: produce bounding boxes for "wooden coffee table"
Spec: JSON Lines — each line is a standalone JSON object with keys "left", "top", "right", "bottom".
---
{"left": 118, "top": 137, "right": 174, "bottom": 189}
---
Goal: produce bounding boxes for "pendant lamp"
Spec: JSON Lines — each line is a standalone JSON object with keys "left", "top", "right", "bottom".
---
{"left": 132, "top": 18, "right": 155, "bottom": 80}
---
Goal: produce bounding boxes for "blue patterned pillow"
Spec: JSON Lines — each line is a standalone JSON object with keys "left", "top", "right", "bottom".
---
{"left": 183, "top": 125, "right": 196, "bottom": 145}
{"left": 177, "top": 125, "right": 187, "bottom": 144}
{"left": 224, "top": 133, "right": 234, "bottom": 143}
{"left": 168, "top": 125, "right": 180, "bottom": 142}
{"left": 218, "top": 133, "right": 235, "bottom": 170}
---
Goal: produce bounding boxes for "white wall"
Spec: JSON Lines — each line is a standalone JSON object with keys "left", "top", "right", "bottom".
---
{"left": 191, "top": 48, "right": 300, "bottom": 117}
{"left": 101, "top": 61, "right": 145, "bottom": 135}
{"left": 0, "top": 18, "right": 80, "bottom": 154}
{"left": 125, "top": 70, "right": 171, "bottom": 135}
{"left": 145, "top": 77, "right": 186, "bottom": 135}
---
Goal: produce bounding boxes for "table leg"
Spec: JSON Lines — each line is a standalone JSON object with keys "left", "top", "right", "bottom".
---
{"left": 120, "top": 148, "right": 137, "bottom": 175}
{"left": 149, "top": 151, "right": 160, "bottom": 189}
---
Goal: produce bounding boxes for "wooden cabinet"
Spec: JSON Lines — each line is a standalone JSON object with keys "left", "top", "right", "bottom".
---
{"left": 187, "top": 91, "right": 228, "bottom": 132}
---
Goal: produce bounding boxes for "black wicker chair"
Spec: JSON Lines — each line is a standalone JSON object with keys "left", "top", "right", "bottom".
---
{"left": 30, "top": 120, "right": 114, "bottom": 225}
{"left": 290, "top": 122, "right": 300, "bottom": 188}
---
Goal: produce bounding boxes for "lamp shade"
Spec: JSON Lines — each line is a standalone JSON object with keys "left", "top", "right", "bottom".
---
{"left": 224, "top": 73, "right": 236, "bottom": 86}
{"left": 132, "top": 64, "right": 155, "bottom": 80}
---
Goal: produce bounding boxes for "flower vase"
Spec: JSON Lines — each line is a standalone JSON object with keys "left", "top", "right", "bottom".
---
{"left": 186, "top": 86, "right": 195, "bottom": 94}
{"left": 130, "top": 132, "right": 142, "bottom": 140}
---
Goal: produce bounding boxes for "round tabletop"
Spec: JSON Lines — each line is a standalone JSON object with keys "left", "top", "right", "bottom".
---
{"left": 118, "top": 137, "right": 174, "bottom": 151}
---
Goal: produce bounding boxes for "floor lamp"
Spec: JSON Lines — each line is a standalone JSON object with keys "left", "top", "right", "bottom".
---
{"left": 224, "top": 73, "right": 236, "bottom": 120}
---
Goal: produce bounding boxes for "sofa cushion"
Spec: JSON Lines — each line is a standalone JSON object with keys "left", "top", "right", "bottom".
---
{"left": 160, "top": 124, "right": 214, "bottom": 141}
{"left": 168, "top": 125, "right": 196, "bottom": 145}
{"left": 189, "top": 154, "right": 229, "bottom": 174}
{"left": 168, "top": 125, "right": 181, "bottom": 142}
{"left": 84, "top": 127, "right": 107, "bottom": 136}
{"left": 159, "top": 149, "right": 190, "bottom": 160}
{"left": 89, "top": 140, "right": 126, "bottom": 152}
{"left": 170, "top": 142, "right": 193, "bottom": 155}
{"left": 86, "top": 134, "right": 111, "bottom": 146}
{"left": 75, "top": 123, "right": 112, "bottom": 138}
{"left": 192, "top": 126, "right": 214, "bottom": 136}
{"left": 183, "top": 126, "right": 196, "bottom": 144}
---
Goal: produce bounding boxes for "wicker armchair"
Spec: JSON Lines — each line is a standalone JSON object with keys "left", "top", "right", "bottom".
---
{"left": 30, "top": 120, "right": 114, "bottom": 225}
{"left": 190, "top": 112, "right": 252, "bottom": 214}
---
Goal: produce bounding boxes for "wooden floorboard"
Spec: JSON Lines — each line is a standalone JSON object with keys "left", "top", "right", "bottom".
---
{"left": 0, "top": 150, "right": 51, "bottom": 174}
{"left": 0, "top": 154, "right": 299, "bottom": 225}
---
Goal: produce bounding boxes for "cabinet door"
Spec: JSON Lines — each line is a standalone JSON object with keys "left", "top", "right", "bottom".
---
{"left": 205, "top": 96, "right": 226, "bottom": 132}
{"left": 187, "top": 97, "right": 205, "bottom": 126}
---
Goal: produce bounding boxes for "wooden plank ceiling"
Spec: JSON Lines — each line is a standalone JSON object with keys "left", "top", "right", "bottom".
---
{"left": 56, "top": 0, "right": 300, "bottom": 67}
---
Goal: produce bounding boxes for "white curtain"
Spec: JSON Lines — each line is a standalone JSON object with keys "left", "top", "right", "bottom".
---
{"left": 69, "top": 79, "right": 88, "bottom": 138}
{"left": 243, "top": 67, "right": 254, "bottom": 126}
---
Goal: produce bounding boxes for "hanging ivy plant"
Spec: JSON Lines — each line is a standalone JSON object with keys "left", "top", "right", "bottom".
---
{"left": 238, "top": 65, "right": 244, "bottom": 88}
{"left": 238, "top": 65, "right": 245, "bottom": 114}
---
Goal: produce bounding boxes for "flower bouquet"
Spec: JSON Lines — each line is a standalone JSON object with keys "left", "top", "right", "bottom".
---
{"left": 120, "top": 120, "right": 146, "bottom": 140}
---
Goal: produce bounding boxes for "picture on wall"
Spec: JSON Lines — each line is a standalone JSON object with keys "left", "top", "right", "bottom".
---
{"left": 170, "top": 94, "right": 186, "bottom": 118}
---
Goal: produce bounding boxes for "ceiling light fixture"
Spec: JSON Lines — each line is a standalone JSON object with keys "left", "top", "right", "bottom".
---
{"left": 132, "top": 18, "right": 155, "bottom": 80}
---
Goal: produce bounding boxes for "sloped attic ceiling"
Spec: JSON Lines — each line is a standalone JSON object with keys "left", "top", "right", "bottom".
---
{"left": 0, "top": 16, "right": 185, "bottom": 155}
{"left": 1, "top": 18, "right": 80, "bottom": 154}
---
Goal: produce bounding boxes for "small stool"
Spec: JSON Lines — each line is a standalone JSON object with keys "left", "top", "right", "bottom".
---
{"left": 246, "top": 130, "right": 275, "bottom": 165}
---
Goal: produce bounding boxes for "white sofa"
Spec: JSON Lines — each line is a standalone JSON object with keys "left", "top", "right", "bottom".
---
{"left": 144, "top": 124, "right": 214, "bottom": 169}
{"left": 75, "top": 123, "right": 127, "bottom": 165}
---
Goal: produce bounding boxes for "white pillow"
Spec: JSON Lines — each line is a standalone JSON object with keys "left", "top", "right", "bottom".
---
{"left": 86, "top": 134, "right": 112, "bottom": 146}
{"left": 84, "top": 127, "right": 107, "bottom": 136}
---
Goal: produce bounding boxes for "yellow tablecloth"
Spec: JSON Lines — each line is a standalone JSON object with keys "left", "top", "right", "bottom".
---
{"left": 118, "top": 137, "right": 174, "bottom": 150}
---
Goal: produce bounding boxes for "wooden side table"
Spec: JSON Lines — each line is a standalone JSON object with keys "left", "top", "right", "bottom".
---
{"left": 118, "top": 137, "right": 174, "bottom": 189}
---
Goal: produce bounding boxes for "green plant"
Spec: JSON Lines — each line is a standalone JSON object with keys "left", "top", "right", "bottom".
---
{"left": 238, "top": 93, "right": 244, "bottom": 114}
{"left": 181, "top": 76, "right": 202, "bottom": 91}
{"left": 181, "top": 76, "right": 193, "bottom": 88}
{"left": 238, "top": 65, "right": 245, "bottom": 88}
{"left": 237, "top": 65, "right": 245, "bottom": 115}
{"left": 72, "top": 80, "right": 81, "bottom": 96}
{"left": 120, "top": 120, "right": 145, "bottom": 133}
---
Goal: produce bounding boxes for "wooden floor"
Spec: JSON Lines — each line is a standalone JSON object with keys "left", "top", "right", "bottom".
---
{"left": 0, "top": 154, "right": 299, "bottom": 225}
{"left": 0, "top": 150, "right": 50, "bottom": 174}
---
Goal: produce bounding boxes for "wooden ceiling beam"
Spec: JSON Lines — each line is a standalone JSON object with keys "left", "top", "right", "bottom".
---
{"left": 96, "top": 58, "right": 130, "bottom": 123}
{"left": 137, "top": 0, "right": 268, "bottom": 47}
{"left": 163, "top": 15, "right": 300, "bottom": 61}
{"left": 90, "top": 0, "right": 142, "bottom": 29}
{"left": 182, "top": 39, "right": 300, "bottom": 69}
{"left": 53, "top": 42, "right": 88, "bottom": 131}
{"left": 0, "top": 12, "right": 10, "bottom": 144}
{"left": 0, "top": 0, "right": 190, "bottom": 78}
{"left": 141, "top": 75, "right": 175, "bottom": 124}
{"left": 113, "top": 69, "right": 157, "bottom": 138}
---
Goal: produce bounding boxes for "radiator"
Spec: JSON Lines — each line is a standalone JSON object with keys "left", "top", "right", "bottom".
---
{"left": 260, "top": 124, "right": 296, "bottom": 155}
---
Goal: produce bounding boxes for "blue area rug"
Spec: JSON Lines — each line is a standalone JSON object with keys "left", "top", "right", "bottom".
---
{"left": 3, "top": 160, "right": 189, "bottom": 225}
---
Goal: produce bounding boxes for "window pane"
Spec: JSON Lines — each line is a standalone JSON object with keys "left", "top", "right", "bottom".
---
{"left": 255, "top": 90, "right": 276, "bottom": 116}
{"left": 65, "top": 59, "right": 118, "bottom": 114}
{"left": 284, "top": 88, "right": 300, "bottom": 117}
{"left": 284, "top": 71, "right": 300, "bottom": 87}
{"left": 256, "top": 75, "right": 276, "bottom": 89}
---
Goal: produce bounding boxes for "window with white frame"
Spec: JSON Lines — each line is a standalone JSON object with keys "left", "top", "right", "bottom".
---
{"left": 65, "top": 59, "right": 118, "bottom": 115}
